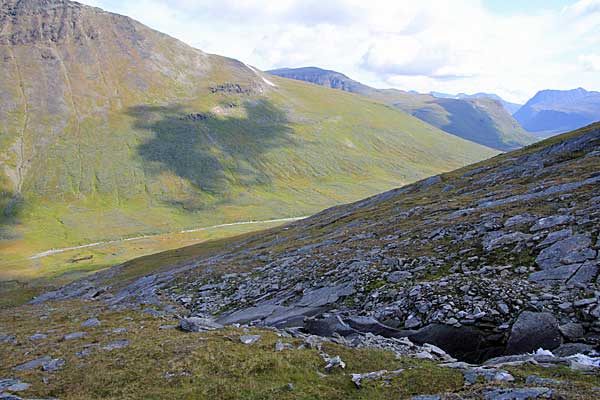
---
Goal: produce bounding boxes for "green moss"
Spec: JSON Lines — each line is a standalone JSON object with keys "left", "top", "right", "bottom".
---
{"left": 0, "top": 302, "right": 465, "bottom": 400}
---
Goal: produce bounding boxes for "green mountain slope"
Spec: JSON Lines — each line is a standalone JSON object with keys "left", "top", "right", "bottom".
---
{"left": 0, "top": 0, "right": 496, "bottom": 260}
{"left": 430, "top": 91, "right": 522, "bottom": 115}
{"left": 268, "top": 67, "right": 536, "bottom": 151}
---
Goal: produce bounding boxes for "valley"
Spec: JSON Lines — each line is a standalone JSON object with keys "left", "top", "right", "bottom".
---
{"left": 1, "top": 1, "right": 599, "bottom": 399}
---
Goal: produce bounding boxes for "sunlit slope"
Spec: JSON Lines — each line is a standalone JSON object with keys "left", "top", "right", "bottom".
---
{"left": 0, "top": 0, "right": 496, "bottom": 259}
{"left": 269, "top": 67, "right": 536, "bottom": 151}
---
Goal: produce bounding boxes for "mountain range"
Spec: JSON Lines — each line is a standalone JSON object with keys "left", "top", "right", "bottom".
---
{"left": 513, "top": 88, "right": 600, "bottom": 138}
{"left": 430, "top": 91, "right": 522, "bottom": 115}
{"left": 268, "top": 67, "right": 537, "bottom": 151}
{"left": 0, "top": 0, "right": 496, "bottom": 265}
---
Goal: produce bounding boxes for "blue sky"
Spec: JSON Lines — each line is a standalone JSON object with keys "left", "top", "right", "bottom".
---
{"left": 82, "top": 0, "right": 600, "bottom": 103}
{"left": 482, "top": 0, "right": 574, "bottom": 14}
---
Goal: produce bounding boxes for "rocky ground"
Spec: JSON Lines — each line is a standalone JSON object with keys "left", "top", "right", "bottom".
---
{"left": 2, "top": 124, "right": 600, "bottom": 398}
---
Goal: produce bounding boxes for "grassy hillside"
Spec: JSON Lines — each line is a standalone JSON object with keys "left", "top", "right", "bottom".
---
{"left": 0, "top": 0, "right": 496, "bottom": 274}
{"left": 269, "top": 67, "right": 536, "bottom": 151}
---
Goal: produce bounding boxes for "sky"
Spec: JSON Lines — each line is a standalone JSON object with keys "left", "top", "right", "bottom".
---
{"left": 80, "top": 0, "right": 600, "bottom": 103}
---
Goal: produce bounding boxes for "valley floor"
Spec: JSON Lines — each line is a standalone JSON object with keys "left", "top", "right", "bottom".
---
{"left": 0, "top": 219, "right": 290, "bottom": 309}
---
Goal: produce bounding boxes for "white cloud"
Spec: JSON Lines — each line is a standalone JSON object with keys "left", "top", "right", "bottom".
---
{"left": 580, "top": 54, "right": 600, "bottom": 71}
{"left": 81, "top": 0, "right": 600, "bottom": 103}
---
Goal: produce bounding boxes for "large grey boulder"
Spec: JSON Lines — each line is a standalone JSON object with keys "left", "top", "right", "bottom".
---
{"left": 552, "top": 343, "right": 593, "bottom": 357}
{"left": 529, "top": 264, "right": 581, "bottom": 283}
{"left": 239, "top": 335, "right": 261, "bottom": 345}
{"left": 567, "top": 261, "right": 598, "bottom": 285}
{"left": 506, "top": 312, "right": 561, "bottom": 355}
{"left": 535, "top": 235, "right": 595, "bottom": 270}
{"left": 483, "top": 231, "right": 532, "bottom": 251}
{"left": 178, "top": 317, "right": 224, "bottom": 332}
{"left": 530, "top": 215, "right": 573, "bottom": 232}
{"left": 0, "top": 379, "right": 30, "bottom": 392}
{"left": 217, "top": 304, "right": 282, "bottom": 325}
{"left": 12, "top": 356, "right": 52, "bottom": 371}
{"left": 504, "top": 214, "right": 536, "bottom": 228}
{"left": 558, "top": 322, "right": 584, "bottom": 340}
{"left": 296, "top": 283, "right": 355, "bottom": 308}
{"left": 42, "top": 358, "right": 65, "bottom": 372}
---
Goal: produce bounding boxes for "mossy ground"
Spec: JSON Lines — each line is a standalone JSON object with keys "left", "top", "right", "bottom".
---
{"left": 1, "top": 301, "right": 598, "bottom": 399}
{"left": 0, "top": 301, "right": 464, "bottom": 400}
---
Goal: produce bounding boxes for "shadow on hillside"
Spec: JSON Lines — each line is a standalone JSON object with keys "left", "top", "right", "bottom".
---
{"left": 0, "top": 190, "right": 23, "bottom": 241}
{"left": 434, "top": 98, "right": 506, "bottom": 151}
{"left": 129, "top": 99, "right": 294, "bottom": 209}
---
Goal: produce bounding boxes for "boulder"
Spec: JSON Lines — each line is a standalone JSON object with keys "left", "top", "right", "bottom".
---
{"left": 0, "top": 379, "right": 29, "bottom": 392}
{"left": 239, "top": 335, "right": 261, "bottom": 345}
{"left": 42, "top": 358, "right": 65, "bottom": 372}
{"left": 13, "top": 356, "right": 51, "bottom": 371}
{"left": 63, "top": 331, "right": 87, "bottom": 340}
{"left": 506, "top": 312, "right": 561, "bottom": 355}
{"left": 558, "top": 322, "right": 584, "bottom": 340}
{"left": 264, "top": 306, "right": 325, "bottom": 328}
{"left": 483, "top": 231, "right": 532, "bottom": 251}
{"left": 535, "top": 235, "right": 595, "bottom": 270}
{"left": 504, "top": 214, "right": 536, "bottom": 228}
{"left": 345, "top": 316, "right": 411, "bottom": 337}
{"left": 102, "top": 340, "right": 129, "bottom": 351}
{"left": 296, "top": 283, "right": 355, "bottom": 308}
{"left": 216, "top": 304, "right": 283, "bottom": 325}
{"left": 553, "top": 343, "right": 593, "bottom": 357}
{"left": 530, "top": 215, "right": 573, "bottom": 232}
{"left": 81, "top": 318, "right": 101, "bottom": 328}
{"left": 567, "top": 261, "right": 598, "bottom": 285}
{"left": 538, "top": 229, "right": 571, "bottom": 247}
{"left": 404, "top": 315, "right": 422, "bottom": 329}
{"left": 304, "top": 315, "right": 356, "bottom": 337}
{"left": 179, "top": 317, "right": 224, "bottom": 332}
{"left": 529, "top": 264, "right": 581, "bottom": 283}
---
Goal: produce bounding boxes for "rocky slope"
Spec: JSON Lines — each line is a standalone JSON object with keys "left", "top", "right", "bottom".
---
{"left": 0, "top": 0, "right": 495, "bottom": 262}
{"left": 514, "top": 88, "right": 600, "bottom": 138}
{"left": 268, "top": 67, "right": 536, "bottom": 151}
{"left": 36, "top": 123, "right": 600, "bottom": 368}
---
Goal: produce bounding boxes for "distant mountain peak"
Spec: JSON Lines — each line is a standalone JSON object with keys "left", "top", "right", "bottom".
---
{"left": 430, "top": 91, "right": 522, "bottom": 115}
{"left": 514, "top": 88, "right": 600, "bottom": 137}
{"left": 269, "top": 66, "right": 535, "bottom": 151}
